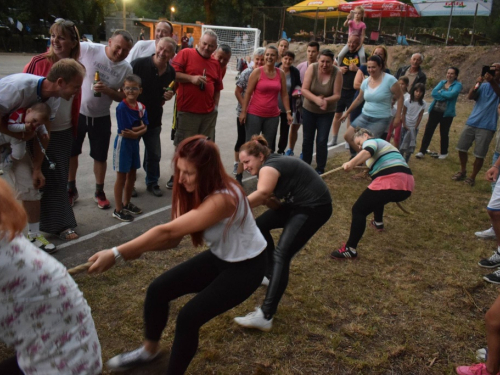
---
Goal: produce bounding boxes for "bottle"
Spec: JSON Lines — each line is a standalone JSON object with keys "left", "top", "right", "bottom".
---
{"left": 474, "top": 81, "right": 481, "bottom": 92}
{"left": 162, "top": 81, "right": 176, "bottom": 99}
{"left": 93, "top": 71, "right": 101, "bottom": 97}
{"left": 199, "top": 69, "right": 206, "bottom": 91}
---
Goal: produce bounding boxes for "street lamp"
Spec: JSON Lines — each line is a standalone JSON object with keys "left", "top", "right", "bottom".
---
{"left": 123, "top": 0, "right": 127, "bottom": 30}
{"left": 170, "top": 6, "right": 175, "bottom": 22}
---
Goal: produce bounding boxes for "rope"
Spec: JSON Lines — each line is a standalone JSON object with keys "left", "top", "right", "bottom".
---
{"left": 67, "top": 261, "right": 93, "bottom": 276}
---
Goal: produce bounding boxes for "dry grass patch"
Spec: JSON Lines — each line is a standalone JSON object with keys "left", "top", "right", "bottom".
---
{"left": 1, "top": 96, "right": 499, "bottom": 374}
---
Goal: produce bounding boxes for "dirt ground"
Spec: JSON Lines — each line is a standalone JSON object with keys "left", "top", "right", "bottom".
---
{"left": 286, "top": 42, "right": 500, "bottom": 93}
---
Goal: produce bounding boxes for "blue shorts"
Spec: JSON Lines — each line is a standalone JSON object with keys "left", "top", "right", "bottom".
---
{"left": 113, "top": 136, "right": 140, "bottom": 173}
{"left": 351, "top": 113, "right": 392, "bottom": 138}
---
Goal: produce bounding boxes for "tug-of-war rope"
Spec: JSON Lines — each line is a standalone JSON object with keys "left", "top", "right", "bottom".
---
{"left": 66, "top": 165, "right": 412, "bottom": 276}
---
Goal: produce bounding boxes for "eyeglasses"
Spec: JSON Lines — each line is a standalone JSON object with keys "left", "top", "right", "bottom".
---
{"left": 123, "top": 87, "right": 140, "bottom": 92}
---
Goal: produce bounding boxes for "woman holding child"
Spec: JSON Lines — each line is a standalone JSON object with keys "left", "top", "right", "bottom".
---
{"left": 23, "top": 18, "right": 82, "bottom": 242}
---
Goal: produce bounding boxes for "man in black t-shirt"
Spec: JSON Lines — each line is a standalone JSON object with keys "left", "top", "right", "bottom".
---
{"left": 131, "top": 37, "right": 176, "bottom": 197}
{"left": 329, "top": 35, "right": 361, "bottom": 146}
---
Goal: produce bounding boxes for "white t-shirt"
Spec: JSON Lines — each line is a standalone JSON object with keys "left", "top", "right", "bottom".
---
{"left": 404, "top": 98, "right": 427, "bottom": 128}
{"left": 0, "top": 235, "right": 102, "bottom": 374}
{"left": 79, "top": 42, "right": 132, "bottom": 118}
{"left": 203, "top": 188, "right": 267, "bottom": 262}
{"left": 392, "top": 92, "right": 410, "bottom": 116}
{"left": 126, "top": 40, "right": 156, "bottom": 63}
{"left": 50, "top": 96, "right": 73, "bottom": 132}
{"left": 0, "top": 74, "right": 59, "bottom": 120}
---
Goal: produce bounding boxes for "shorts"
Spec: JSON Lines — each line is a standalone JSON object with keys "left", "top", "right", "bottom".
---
{"left": 336, "top": 89, "right": 356, "bottom": 113}
{"left": 488, "top": 175, "right": 500, "bottom": 210}
{"left": 113, "top": 136, "right": 140, "bottom": 173}
{"left": 71, "top": 114, "right": 112, "bottom": 162}
{"left": 456, "top": 125, "right": 495, "bottom": 159}
{"left": 351, "top": 113, "right": 392, "bottom": 138}
{"left": 174, "top": 110, "right": 218, "bottom": 146}
{"left": 8, "top": 150, "right": 41, "bottom": 201}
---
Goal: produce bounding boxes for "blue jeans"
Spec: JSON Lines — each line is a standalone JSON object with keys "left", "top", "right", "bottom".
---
{"left": 352, "top": 113, "right": 392, "bottom": 138}
{"left": 301, "top": 108, "right": 335, "bottom": 173}
{"left": 142, "top": 126, "right": 162, "bottom": 186}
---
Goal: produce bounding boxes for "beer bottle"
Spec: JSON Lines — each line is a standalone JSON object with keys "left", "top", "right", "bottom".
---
{"left": 200, "top": 69, "right": 206, "bottom": 91}
{"left": 163, "top": 81, "right": 176, "bottom": 99}
{"left": 93, "top": 71, "right": 101, "bottom": 97}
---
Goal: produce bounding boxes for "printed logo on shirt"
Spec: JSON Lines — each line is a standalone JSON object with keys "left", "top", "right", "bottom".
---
{"left": 342, "top": 55, "right": 360, "bottom": 67}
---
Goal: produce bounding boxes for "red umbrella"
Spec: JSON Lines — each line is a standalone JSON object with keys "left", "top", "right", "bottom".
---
{"left": 338, "top": 0, "right": 419, "bottom": 18}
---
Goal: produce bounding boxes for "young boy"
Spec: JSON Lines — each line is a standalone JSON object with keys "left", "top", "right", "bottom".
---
{"left": 113, "top": 75, "right": 148, "bottom": 222}
{"left": 0, "top": 102, "right": 50, "bottom": 171}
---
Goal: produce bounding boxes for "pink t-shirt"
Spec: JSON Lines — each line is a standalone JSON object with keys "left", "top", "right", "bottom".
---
{"left": 248, "top": 67, "right": 281, "bottom": 118}
{"left": 348, "top": 20, "right": 366, "bottom": 37}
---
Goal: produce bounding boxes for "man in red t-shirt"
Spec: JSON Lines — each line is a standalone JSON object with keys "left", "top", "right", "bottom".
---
{"left": 171, "top": 29, "right": 223, "bottom": 146}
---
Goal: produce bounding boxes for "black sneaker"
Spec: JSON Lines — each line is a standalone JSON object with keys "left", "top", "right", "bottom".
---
{"left": 478, "top": 252, "right": 500, "bottom": 268}
{"left": 107, "top": 346, "right": 159, "bottom": 371}
{"left": 147, "top": 184, "right": 163, "bottom": 197}
{"left": 123, "top": 202, "right": 142, "bottom": 215}
{"left": 369, "top": 220, "right": 384, "bottom": 232}
{"left": 330, "top": 244, "right": 358, "bottom": 260}
{"left": 113, "top": 209, "right": 134, "bottom": 222}
{"left": 484, "top": 269, "right": 500, "bottom": 284}
{"left": 131, "top": 187, "right": 138, "bottom": 198}
{"left": 166, "top": 175, "right": 174, "bottom": 190}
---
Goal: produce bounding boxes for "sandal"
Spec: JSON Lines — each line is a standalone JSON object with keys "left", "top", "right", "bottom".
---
{"left": 464, "top": 177, "right": 475, "bottom": 187}
{"left": 59, "top": 228, "right": 79, "bottom": 241}
{"left": 451, "top": 171, "right": 466, "bottom": 181}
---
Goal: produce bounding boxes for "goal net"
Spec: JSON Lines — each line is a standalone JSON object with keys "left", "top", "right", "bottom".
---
{"left": 201, "top": 25, "right": 261, "bottom": 73}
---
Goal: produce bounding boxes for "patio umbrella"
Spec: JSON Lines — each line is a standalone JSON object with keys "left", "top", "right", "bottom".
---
{"left": 338, "top": 0, "right": 419, "bottom": 33}
{"left": 287, "top": 0, "right": 349, "bottom": 41}
{"left": 411, "top": 0, "right": 492, "bottom": 45}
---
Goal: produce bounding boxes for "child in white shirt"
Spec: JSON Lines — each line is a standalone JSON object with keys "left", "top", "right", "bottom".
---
{"left": 400, "top": 83, "right": 427, "bottom": 162}
{"left": 0, "top": 102, "right": 50, "bottom": 170}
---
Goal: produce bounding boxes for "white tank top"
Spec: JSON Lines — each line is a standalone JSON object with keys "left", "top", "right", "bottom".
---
{"left": 203, "top": 188, "right": 266, "bottom": 262}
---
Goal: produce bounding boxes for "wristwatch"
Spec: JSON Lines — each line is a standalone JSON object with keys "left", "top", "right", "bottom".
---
{"left": 112, "top": 247, "right": 124, "bottom": 263}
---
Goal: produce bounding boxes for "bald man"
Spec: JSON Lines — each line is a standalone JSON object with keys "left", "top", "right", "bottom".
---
{"left": 395, "top": 53, "right": 427, "bottom": 91}
{"left": 126, "top": 21, "right": 173, "bottom": 62}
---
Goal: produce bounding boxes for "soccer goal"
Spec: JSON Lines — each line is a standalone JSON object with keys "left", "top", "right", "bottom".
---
{"left": 201, "top": 25, "right": 261, "bottom": 73}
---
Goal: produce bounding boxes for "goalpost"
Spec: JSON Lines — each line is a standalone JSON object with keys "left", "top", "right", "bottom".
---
{"left": 201, "top": 25, "right": 261, "bottom": 73}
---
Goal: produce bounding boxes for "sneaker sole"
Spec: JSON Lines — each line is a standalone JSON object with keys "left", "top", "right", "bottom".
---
{"left": 329, "top": 255, "right": 359, "bottom": 261}
{"left": 123, "top": 208, "right": 142, "bottom": 215}
{"left": 233, "top": 320, "right": 272, "bottom": 332}
{"left": 94, "top": 197, "right": 111, "bottom": 209}
{"left": 478, "top": 262, "right": 500, "bottom": 269}
{"left": 475, "top": 235, "right": 496, "bottom": 240}
{"left": 112, "top": 213, "right": 134, "bottom": 222}
{"left": 483, "top": 276, "right": 500, "bottom": 284}
{"left": 369, "top": 222, "right": 384, "bottom": 232}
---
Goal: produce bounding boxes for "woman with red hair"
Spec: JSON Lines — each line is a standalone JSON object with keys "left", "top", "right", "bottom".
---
{"left": 88, "top": 135, "right": 267, "bottom": 374}
{"left": 0, "top": 179, "right": 102, "bottom": 374}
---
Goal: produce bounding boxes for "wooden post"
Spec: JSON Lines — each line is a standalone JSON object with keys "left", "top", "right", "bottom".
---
{"left": 470, "top": 3, "right": 478, "bottom": 46}
{"left": 313, "top": 8, "right": 319, "bottom": 37}
{"left": 445, "top": 1, "right": 454, "bottom": 46}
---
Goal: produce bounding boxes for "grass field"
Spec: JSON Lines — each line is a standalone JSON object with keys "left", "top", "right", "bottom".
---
{"left": 2, "top": 97, "right": 500, "bottom": 374}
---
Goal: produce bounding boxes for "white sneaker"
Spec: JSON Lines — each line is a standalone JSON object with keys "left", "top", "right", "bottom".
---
{"left": 415, "top": 152, "right": 424, "bottom": 159}
{"left": 261, "top": 276, "right": 270, "bottom": 286}
{"left": 438, "top": 154, "right": 448, "bottom": 160}
{"left": 475, "top": 227, "right": 496, "bottom": 240}
{"left": 327, "top": 140, "right": 336, "bottom": 147}
{"left": 107, "top": 346, "right": 159, "bottom": 371}
{"left": 234, "top": 307, "right": 273, "bottom": 332}
{"left": 27, "top": 232, "right": 57, "bottom": 254}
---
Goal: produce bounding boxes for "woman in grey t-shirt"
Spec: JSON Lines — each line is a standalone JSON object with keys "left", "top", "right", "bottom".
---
{"left": 234, "top": 135, "right": 332, "bottom": 332}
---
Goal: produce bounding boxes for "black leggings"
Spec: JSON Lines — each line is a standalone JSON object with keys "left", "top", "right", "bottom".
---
{"left": 347, "top": 188, "right": 411, "bottom": 249}
{"left": 257, "top": 204, "right": 332, "bottom": 318}
{"left": 234, "top": 117, "right": 246, "bottom": 152}
{"left": 418, "top": 110, "right": 454, "bottom": 155}
{"left": 144, "top": 249, "right": 265, "bottom": 375}
{"left": 277, "top": 112, "right": 290, "bottom": 154}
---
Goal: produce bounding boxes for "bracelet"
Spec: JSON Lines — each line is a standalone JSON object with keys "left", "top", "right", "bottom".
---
{"left": 493, "top": 165, "right": 500, "bottom": 170}
{"left": 112, "top": 246, "right": 123, "bottom": 261}
{"left": 286, "top": 110, "right": 291, "bottom": 113}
